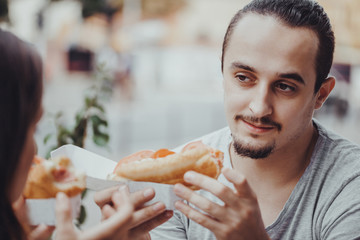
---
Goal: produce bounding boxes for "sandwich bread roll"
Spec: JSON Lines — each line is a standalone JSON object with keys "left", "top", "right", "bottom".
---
{"left": 110, "top": 141, "right": 224, "bottom": 188}
{"left": 23, "top": 156, "right": 86, "bottom": 199}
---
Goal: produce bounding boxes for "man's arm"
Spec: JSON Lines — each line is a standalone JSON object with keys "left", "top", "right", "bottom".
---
{"left": 320, "top": 176, "right": 360, "bottom": 239}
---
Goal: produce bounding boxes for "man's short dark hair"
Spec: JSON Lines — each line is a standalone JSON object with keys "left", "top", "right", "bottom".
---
{"left": 221, "top": 0, "right": 335, "bottom": 93}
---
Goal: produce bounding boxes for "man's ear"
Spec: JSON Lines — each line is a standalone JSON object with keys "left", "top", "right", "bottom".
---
{"left": 315, "top": 77, "right": 336, "bottom": 109}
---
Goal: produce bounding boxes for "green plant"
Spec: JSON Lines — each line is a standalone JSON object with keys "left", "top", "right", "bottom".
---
{"left": 43, "top": 62, "right": 114, "bottom": 226}
{"left": 44, "top": 62, "right": 113, "bottom": 154}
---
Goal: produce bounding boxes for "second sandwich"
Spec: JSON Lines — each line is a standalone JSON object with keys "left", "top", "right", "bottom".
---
{"left": 109, "top": 141, "right": 224, "bottom": 188}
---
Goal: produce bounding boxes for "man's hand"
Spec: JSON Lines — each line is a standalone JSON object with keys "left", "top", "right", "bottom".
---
{"left": 173, "top": 168, "right": 270, "bottom": 240}
{"left": 94, "top": 185, "right": 173, "bottom": 240}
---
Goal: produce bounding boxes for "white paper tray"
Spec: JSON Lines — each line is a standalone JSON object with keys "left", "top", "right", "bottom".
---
{"left": 51, "top": 144, "right": 182, "bottom": 209}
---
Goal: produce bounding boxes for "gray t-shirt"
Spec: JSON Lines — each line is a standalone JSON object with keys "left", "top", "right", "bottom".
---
{"left": 150, "top": 120, "right": 360, "bottom": 239}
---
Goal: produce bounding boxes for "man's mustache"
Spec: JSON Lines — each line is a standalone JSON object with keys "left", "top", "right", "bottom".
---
{"left": 235, "top": 115, "right": 282, "bottom": 131}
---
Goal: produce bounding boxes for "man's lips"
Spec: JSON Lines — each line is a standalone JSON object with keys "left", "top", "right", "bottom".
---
{"left": 234, "top": 115, "right": 282, "bottom": 133}
{"left": 242, "top": 120, "right": 275, "bottom": 133}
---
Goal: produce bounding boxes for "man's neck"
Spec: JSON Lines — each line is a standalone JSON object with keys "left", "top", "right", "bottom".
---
{"left": 229, "top": 124, "right": 319, "bottom": 226}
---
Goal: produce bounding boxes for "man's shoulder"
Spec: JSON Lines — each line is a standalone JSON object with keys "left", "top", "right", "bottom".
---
{"left": 315, "top": 119, "right": 360, "bottom": 158}
{"left": 312, "top": 120, "right": 360, "bottom": 183}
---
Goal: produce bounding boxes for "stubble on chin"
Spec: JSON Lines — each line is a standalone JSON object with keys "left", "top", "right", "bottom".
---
{"left": 232, "top": 135, "right": 275, "bottom": 159}
{"left": 231, "top": 114, "right": 280, "bottom": 159}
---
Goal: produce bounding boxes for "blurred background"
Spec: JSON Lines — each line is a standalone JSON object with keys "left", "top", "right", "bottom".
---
{"left": 1, "top": 0, "right": 360, "bottom": 229}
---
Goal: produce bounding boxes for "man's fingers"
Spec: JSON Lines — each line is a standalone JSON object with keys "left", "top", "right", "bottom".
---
{"left": 174, "top": 200, "right": 221, "bottom": 232}
{"left": 130, "top": 210, "right": 173, "bottom": 239}
{"left": 182, "top": 171, "right": 240, "bottom": 207}
{"left": 222, "top": 168, "right": 256, "bottom": 199}
{"left": 173, "top": 183, "right": 226, "bottom": 221}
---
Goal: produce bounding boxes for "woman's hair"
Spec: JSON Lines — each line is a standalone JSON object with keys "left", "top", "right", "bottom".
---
{"left": 221, "top": 0, "right": 335, "bottom": 93}
{"left": 0, "top": 29, "right": 43, "bottom": 239}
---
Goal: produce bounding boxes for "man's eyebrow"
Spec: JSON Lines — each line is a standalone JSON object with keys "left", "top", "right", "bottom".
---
{"left": 279, "top": 73, "right": 305, "bottom": 85}
{"left": 230, "top": 62, "right": 256, "bottom": 73}
{"left": 230, "top": 62, "right": 305, "bottom": 85}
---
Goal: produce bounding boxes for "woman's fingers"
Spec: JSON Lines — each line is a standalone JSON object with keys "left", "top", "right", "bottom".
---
{"left": 102, "top": 204, "right": 117, "bottom": 220}
{"left": 28, "top": 224, "right": 55, "bottom": 240}
{"left": 112, "top": 185, "right": 130, "bottom": 209}
{"left": 130, "top": 201, "right": 166, "bottom": 227}
{"left": 94, "top": 185, "right": 120, "bottom": 208}
{"left": 84, "top": 205, "right": 133, "bottom": 239}
{"left": 12, "top": 195, "right": 29, "bottom": 226}
{"left": 54, "top": 192, "right": 78, "bottom": 239}
{"left": 55, "top": 192, "right": 72, "bottom": 229}
{"left": 129, "top": 188, "right": 156, "bottom": 210}
{"left": 129, "top": 210, "right": 173, "bottom": 239}
{"left": 82, "top": 190, "right": 134, "bottom": 240}
{"left": 56, "top": 190, "right": 135, "bottom": 240}
{"left": 95, "top": 185, "right": 156, "bottom": 211}
{"left": 94, "top": 184, "right": 172, "bottom": 239}
{"left": 12, "top": 195, "right": 25, "bottom": 212}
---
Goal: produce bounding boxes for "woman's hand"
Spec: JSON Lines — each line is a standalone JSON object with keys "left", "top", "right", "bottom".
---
{"left": 94, "top": 185, "right": 173, "bottom": 240}
{"left": 55, "top": 186, "right": 133, "bottom": 240}
{"left": 12, "top": 196, "right": 55, "bottom": 240}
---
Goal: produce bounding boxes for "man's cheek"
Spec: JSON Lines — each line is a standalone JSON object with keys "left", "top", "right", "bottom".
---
{"left": 226, "top": 95, "right": 246, "bottom": 112}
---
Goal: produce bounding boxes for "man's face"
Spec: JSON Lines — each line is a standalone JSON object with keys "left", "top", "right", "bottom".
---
{"left": 223, "top": 14, "right": 320, "bottom": 159}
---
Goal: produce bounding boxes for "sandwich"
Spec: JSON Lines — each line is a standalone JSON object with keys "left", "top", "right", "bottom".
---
{"left": 23, "top": 156, "right": 86, "bottom": 199}
{"left": 109, "top": 141, "right": 224, "bottom": 188}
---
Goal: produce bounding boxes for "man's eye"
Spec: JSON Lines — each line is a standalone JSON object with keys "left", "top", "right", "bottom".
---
{"left": 235, "top": 74, "right": 250, "bottom": 82}
{"left": 275, "top": 82, "right": 296, "bottom": 92}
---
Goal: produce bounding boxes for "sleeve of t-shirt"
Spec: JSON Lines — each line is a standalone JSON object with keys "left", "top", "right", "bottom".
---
{"left": 320, "top": 176, "right": 360, "bottom": 239}
{"left": 150, "top": 210, "right": 188, "bottom": 240}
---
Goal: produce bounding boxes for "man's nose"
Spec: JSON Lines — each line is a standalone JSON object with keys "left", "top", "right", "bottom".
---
{"left": 248, "top": 85, "right": 273, "bottom": 118}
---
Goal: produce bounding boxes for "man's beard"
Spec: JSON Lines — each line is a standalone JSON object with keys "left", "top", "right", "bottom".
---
{"left": 231, "top": 114, "right": 280, "bottom": 159}
{"left": 233, "top": 138, "right": 275, "bottom": 159}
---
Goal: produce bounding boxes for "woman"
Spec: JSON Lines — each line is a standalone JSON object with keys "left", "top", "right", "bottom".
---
{"left": 0, "top": 27, "right": 47, "bottom": 239}
{"left": 0, "top": 29, "right": 171, "bottom": 240}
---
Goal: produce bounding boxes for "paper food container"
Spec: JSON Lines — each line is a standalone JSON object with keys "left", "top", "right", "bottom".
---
{"left": 51, "top": 144, "right": 182, "bottom": 210}
{"left": 26, "top": 194, "right": 81, "bottom": 226}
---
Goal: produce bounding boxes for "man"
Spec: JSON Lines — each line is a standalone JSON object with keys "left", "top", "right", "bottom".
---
{"left": 149, "top": 0, "right": 360, "bottom": 239}
{"left": 96, "top": 0, "right": 360, "bottom": 239}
